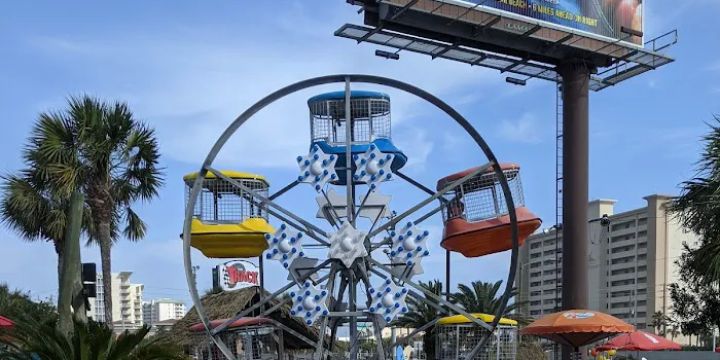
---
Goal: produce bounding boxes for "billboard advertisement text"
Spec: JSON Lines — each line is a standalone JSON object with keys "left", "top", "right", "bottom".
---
{"left": 453, "top": 0, "right": 643, "bottom": 44}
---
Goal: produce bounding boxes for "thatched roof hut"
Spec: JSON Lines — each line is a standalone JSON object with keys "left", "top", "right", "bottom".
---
{"left": 163, "top": 288, "right": 319, "bottom": 352}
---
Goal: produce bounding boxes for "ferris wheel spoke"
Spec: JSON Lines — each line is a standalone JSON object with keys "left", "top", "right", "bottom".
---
{"left": 368, "top": 258, "right": 495, "bottom": 332}
{"left": 266, "top": 318, "right": 319, "bottom": 350}
{"left": 395, "top": 170, "right": 449, "bottom": 204}
{"left": 206, "top": 166, "right": 330, "bottom": 240}
{"left": 268, "top": 179, "right": 300, "bottom": 200}
{"left": 386, "top": 317, "right": 441, "bottom": 352}
{"left": 314, "top": 263, "right": 339, "bottom": 358}
{"left": 264, "top": 206, "right": 330, "bottom": 246}
{"left": 320, "top": 189, "right": 342, "bottom": 229}
{"left": 367, "top": 163, "right": 494, "bottom": 239}
{"left": 356, "top": 262, "right": 387, "bottom": 360}
{"left": 211, "top": 259, "right": 332, "bottom": 336}
{"left": 371, "top": 203, "right": 445, "bottom": 249}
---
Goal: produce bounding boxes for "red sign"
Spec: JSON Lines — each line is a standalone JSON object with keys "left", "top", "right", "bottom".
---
{"left": 218, "top": 260, "right": 260, "bottom": 291}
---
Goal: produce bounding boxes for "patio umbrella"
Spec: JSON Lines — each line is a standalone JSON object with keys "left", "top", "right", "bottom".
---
{"left": 0, "top": 316, "right": 13, "bottom": 328}
{"left": 520, "top": 310, "right": 634, "bottom": 355}
{"left": 595, "top": 330, "right": 681, "bottom": 351}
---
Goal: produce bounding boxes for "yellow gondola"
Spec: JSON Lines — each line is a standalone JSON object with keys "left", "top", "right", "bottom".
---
{"left": 184, "top": 171, "right": 274, "bottom": 258}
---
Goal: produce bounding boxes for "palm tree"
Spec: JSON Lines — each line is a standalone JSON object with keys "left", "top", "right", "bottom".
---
{"left": 2, "top": 119, "right": 89, "bottom": 333}
{"left": 5, "top": 96, "right": 163, "bottom": 327}
{"left": 393, "top": 279, "right": 443, "bottom": 359}
{"left": 670, "top": 116, "right": 720, "bottom": 284}
{"left": 650, "top": 311, "right": 669, "bottom": 335}
{"left": 452, "top": 280, "right": 529, "bottom": 324}
{"left": 0, "top": 317, "right": 185, "bottom": 360}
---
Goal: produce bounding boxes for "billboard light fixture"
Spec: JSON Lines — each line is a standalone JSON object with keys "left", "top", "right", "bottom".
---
{"left": 620, "top": 26, "right": 644, "bottom": 38}
{"left": 505, "top": 77, "right": 526, "bottom": 86}
{"left": 375, "top": 49, "right": 400, "bottom": 60}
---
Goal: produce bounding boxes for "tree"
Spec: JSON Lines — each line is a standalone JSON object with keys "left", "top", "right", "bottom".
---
{"left": 1, "top": 114, "right": 90, "bottom": 333}
{"left": 669, "top": 246, "right": 720, "bottom": 345}
{"left": 650, "top": 311, "right": 670, "bottom": 336}
{"left": 393, "top": 279, "right": 443, "bottom": 359}
{"left": 0, "top": 284, "right": 56, "bottom": 325}
{"left": 452, "top": 280, "right": 529, "bottom": 324}
{"left": 670, "top": 116, "right": 720, "bottom": 284}
{"left": 16, "top": 96, "right": 163, "bottom": 326}
{"left": 0, "top": 317, "right": 186, "bottom": 360}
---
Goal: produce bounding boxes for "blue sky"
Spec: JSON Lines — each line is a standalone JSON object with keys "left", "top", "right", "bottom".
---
{"left": 0, "top": 0, "right": 718, "bottom": 311}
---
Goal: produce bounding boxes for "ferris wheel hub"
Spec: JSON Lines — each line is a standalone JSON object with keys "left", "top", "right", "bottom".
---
{"left": 328, "top": 222, "right": 368, "bottom": 268}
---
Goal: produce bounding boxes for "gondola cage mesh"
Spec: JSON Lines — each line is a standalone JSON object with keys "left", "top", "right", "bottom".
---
{"left": 309, "top": 96, "right": 391, "bottom": 144}
{"left": 442, "top": 168, "right": 525, "bottom": 222}
{"left": 436, "top": 324, "right": 518, "bottom": 360}
{"left": 185, "top": 177, "right": 269, "bottom": 224}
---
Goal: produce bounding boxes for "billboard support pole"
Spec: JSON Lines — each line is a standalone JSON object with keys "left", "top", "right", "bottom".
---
{"left": 558, "top": 60, "right": 592, "bottom": 360}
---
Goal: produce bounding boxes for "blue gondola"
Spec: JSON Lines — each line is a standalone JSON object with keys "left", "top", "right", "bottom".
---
{"left": 307, "top": 90, "right": 407, "bottom": 184}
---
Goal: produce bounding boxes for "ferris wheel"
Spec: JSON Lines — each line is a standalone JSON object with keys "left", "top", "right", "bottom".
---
{"left": 182, "top": 74, "right": 541, "bottom": 360}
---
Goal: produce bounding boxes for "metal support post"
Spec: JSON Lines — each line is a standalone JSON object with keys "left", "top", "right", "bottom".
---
{"left": 558, "top": 60, "right": 591, "bottom": 360}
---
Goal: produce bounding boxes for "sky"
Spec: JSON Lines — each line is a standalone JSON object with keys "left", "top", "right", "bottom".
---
{"left": 0, "top": 0, "right": 718, "bottom": 314}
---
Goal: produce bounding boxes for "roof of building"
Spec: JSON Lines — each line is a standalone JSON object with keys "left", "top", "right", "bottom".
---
{"left": 160, "top": 288, "right": 318, "bottom": 351}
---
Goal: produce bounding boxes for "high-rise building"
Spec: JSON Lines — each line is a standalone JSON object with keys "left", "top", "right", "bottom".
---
{"left": 87, "top": 272, "right": 144, "bottom": 332}
{"left": 516, "top": 195, "right": 698, "bottom": 343}
{"left": 142, "top": 298, "right": 186, "bottom": 325}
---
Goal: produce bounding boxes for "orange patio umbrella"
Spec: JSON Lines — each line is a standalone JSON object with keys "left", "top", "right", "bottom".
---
{"left": 520, "top": 310, "right": 635, "bottom": 354}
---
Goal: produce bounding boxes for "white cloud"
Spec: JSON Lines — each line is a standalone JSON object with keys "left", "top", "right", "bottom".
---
{"left": 496, "top": 112, "right": 543, "bottom": 144}
{"left": 25, "top": 13, "right": 500, "bottom": 170}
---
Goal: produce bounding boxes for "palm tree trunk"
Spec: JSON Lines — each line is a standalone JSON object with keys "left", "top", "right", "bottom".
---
{"left": 58, "top": 191, "right": 86, "bottom": 335}
{"left": 99, "top": 224, "right": 113, "bottom": 328}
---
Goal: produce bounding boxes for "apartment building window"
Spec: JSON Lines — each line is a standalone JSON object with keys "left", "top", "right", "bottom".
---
{"left": 530, "top": 262, "right": 541, "bottom": 268}
{"left": 611, "top": 302, "right": 630, "bottom": 309}
{"left": 543, "top": 279, "right": 555, "bottom": 285}
{"left": 638, "top": 218, "right": 647, "bottom": 226}
{"left": 543, "top": 299, "right": 554, "bottom": 304}
{"left": 611, "top": 256, "right": 634, "bottom": 265}
{"left": 611, "top": 279, "right": 635, "bottom": 286}
{"left": 543, "top": 289, "right": 554, "bottom": 295}
{"left": 543, "top": 260, "right": 555, "bottom": 266}
{"left": 636, "top": 300, "right": 647, "bottom": 306}
{"left": 637, "top": 265, "right": 647, "bottom": 272}
{"left": 611, "top": 220, "right": 635, "bottom": 231}
{"left": 611, "top": 290, "right": 631, "bottom": 298}
{"left": 637, "top": 230, "right": 647, "bottom": 238}
{"left": 611, "top": 244, "right": 635, "bottom": 254}
{"left": 611, "top": 234, "right": 636, "bottom": 243}
{"left": 543, "top": 239, "right": 556, "bottom": 247}
{"left": 543, "top": 250, "right": 555, "bottom": 256}
{"left": 530, "top": 241, "right": 542, "bottom": 249}
{"left": 611, "top": 268, "right": 635, "bottom": 276}
{"left": 530, "top": 301, "right": 541, "bottom": 306}
{"left": 531, "top": 271, "right": 541, "bottom": 278}
{"left": 638, "top": 242, "right": 647, "bottom": 249}
{"left": 637, "top": 277, "right": 647, "bottom": 284}
{"left": 531, "top": 291, "right": 541, "bottom": 296}
{"left": 638, "top": 254, "right": 647, "bottom": 260}
{"left": 531, "top": 253, "right": 541, "bottom": 259}
{"left": 531, "top": 310, "right": 540, "bottom": 316}
{"left": 530, "top": 281, "right": 541, "bottom": 287}
{"left": 637, "top": 312, "right": 646, "bottom": 318}
{"left": 637, "top": 288, "right": 647, "bottom": 295}
{"left": 543, "top": 270, "right": 555, "bottom": 276}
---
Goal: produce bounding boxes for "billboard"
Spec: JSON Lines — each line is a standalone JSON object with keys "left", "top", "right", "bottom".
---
{"left": 446, "top": 0, "right": 643, "bottom": 44}
{"left": 216, "top": 260, "right": 260, "bottom": 291}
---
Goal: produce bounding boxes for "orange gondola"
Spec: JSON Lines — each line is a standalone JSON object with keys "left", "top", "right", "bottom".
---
{"left": 436, "top": 163, "right": 541, "bottom": 257}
